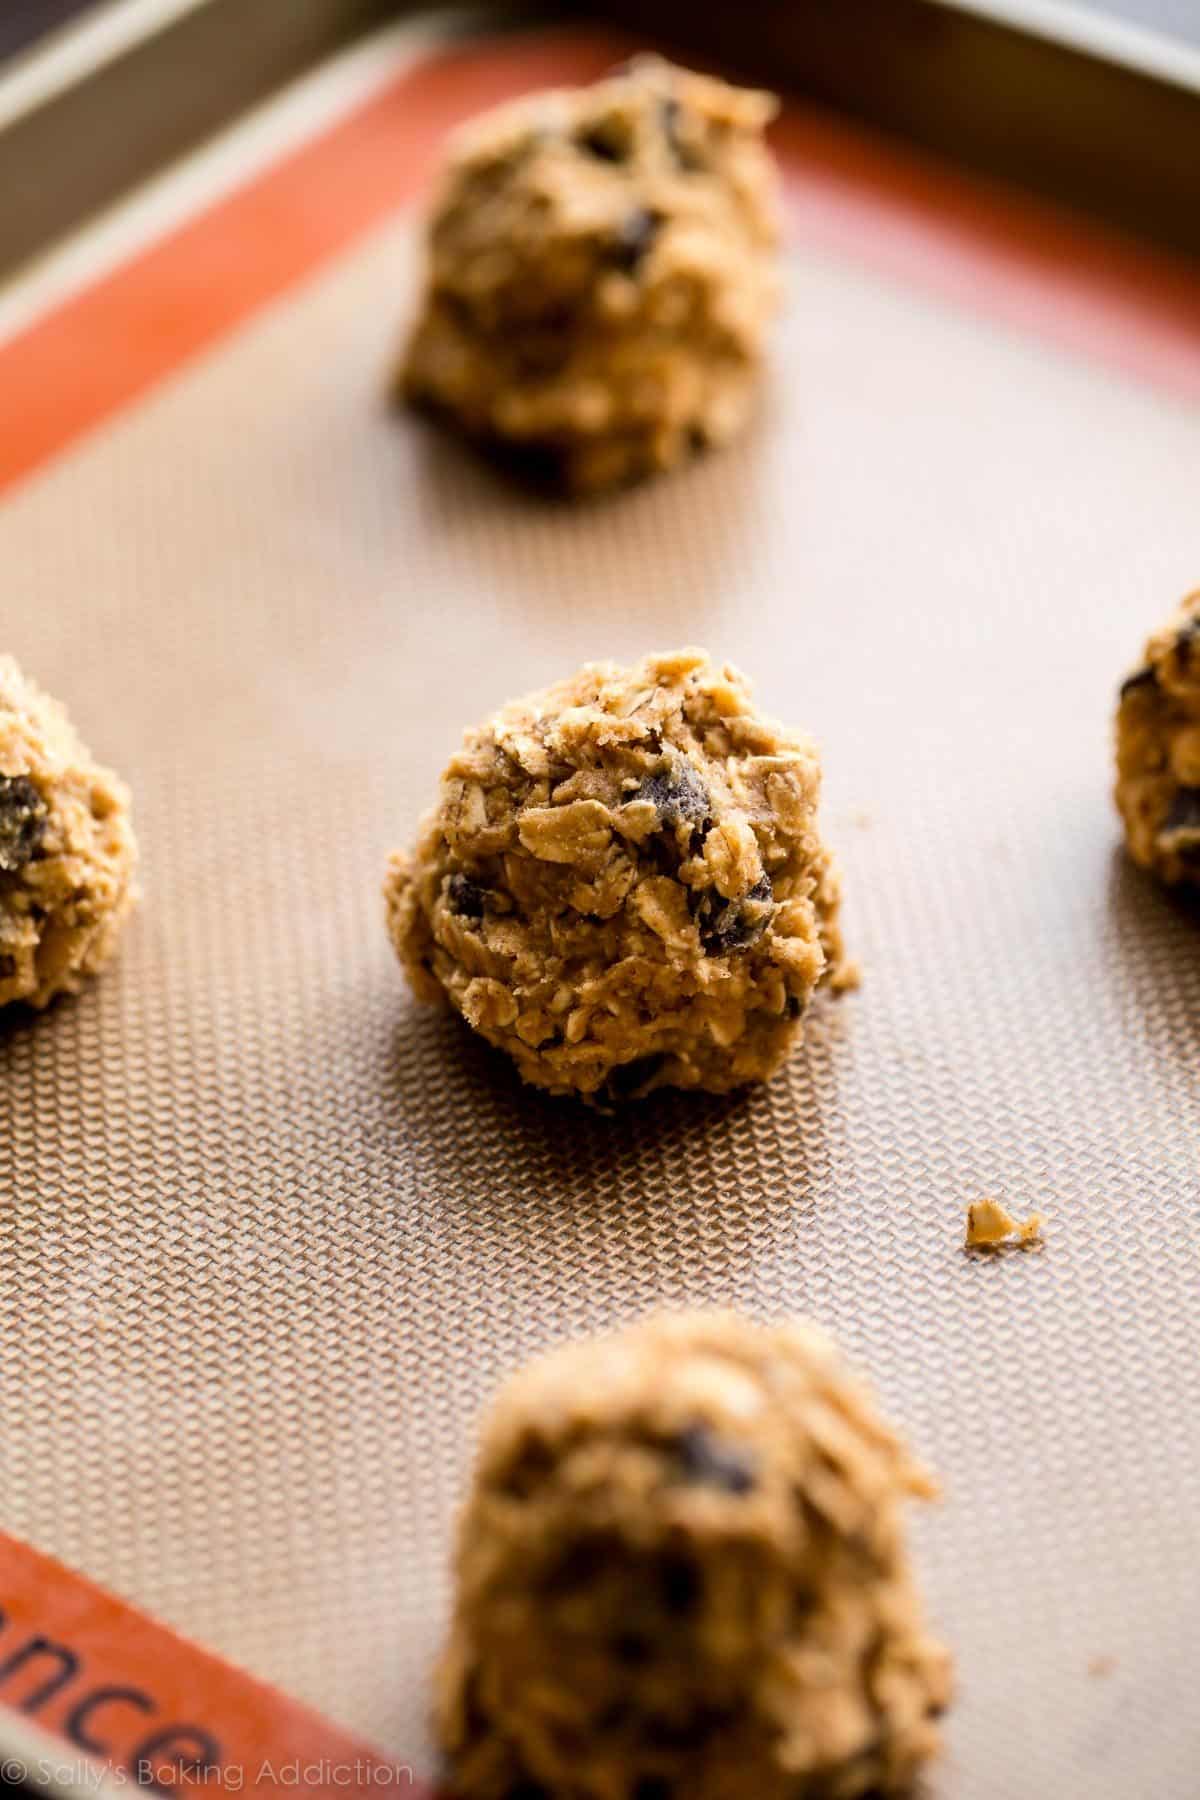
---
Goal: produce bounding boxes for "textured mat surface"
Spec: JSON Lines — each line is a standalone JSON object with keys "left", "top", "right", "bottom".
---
{"left": 1, "top": 209, "right": 1198, "bottom": 1797}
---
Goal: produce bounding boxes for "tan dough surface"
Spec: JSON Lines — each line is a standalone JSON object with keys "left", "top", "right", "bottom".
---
{"left": 0, "top": 656, "right": 137, "bottom": 1009}
{"left": 1115, "top": 588, "right": 1200, "bottom": 886}
{"left": 384, "top": 648, "right": 844, "bottom": 1102}
{"left": 399, "top": 56, "right": 780, "bottom": 493}
{"left": 437, "top": 1311, "right": 952, "bottom": 1800}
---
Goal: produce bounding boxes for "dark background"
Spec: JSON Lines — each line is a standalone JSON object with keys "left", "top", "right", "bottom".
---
{"left": 3, "top": 0, "right": 1199, "bottom": 64}
{"left": 0, "top": 0, "right": 93, "bottom": 60}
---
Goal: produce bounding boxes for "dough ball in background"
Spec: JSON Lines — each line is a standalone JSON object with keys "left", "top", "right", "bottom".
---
{"left": 384, "top": 647, "right": 846, "bottom": 1103}
{"left": 399, "top": 56, "right": 781, "bottom": 494}
{"left": 0, "top": 655, "right": 138, "bottom": 1009}
{"left": 437, "top": 1311, "right": 952, "bottom": 1800}
{"left": 1115, "top": 588, "right": 1200, "bottom": 887}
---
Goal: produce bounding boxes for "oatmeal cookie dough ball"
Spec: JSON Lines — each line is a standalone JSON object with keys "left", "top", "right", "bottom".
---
{"left": 437, "top": 1312, "right": 952, "bottom": 1800}
{"left": 384, "top": 648, "right": 845, "bottom": 1102}
{"left": 0, "top": 656, "right": 138, "bottom": 1008}
{"left": 1115, "top": 589, "right": 1200, "bottom": 886}
{"left": 399, "top": 57, "right": 781, "bottom": 493}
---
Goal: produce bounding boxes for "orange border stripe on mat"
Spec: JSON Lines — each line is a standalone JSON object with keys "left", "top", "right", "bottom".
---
{"left": 0, "top": 1530, "right": 433, "bottom": 1796}
{"left": 773, "top": 106, "right": 1200, "bottom": 403}
{"left": 0, "top": 29, "right": 1198, "bottom": 484}
{"left": 0, "top": 34, "right": 621, "bottom": 497}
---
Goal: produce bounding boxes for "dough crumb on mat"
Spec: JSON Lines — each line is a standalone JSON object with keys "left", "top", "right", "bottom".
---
{"left": 1115, "top": 588, "right": 1200, "bottom": 887}
{"left": 0, "top": 656, "right": 138, "bottom": 1009}
{"left": 828, "top": 954, "right": 862, "bottom": 992}
{"left": 398, "top": 56, "right": 781, "bottom": 494}
{"left": 437, "top": 1311, "right": 952, "bottom": 1800}
{"left": 964, "top": 1198, "right": 1044, "bottom": 1250}
{"left": 384, "top": 647, "right": 846, "bottom": 1102}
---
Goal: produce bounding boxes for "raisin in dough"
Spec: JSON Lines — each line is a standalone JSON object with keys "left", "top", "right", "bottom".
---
{"left": 399, "top": 57, "right": 780, "bottom": 494}
{"left": 437, "top": 1312, "right": 953, "bottom": 1800}
{"left": 1115, "top": 589, "right": 1200, "bottom": 886}
{"left": 0, "top": 656, "right": 138, "bottom": 1008}
{"left": 384, "top": 648, "right": 845, "bottom": 1102}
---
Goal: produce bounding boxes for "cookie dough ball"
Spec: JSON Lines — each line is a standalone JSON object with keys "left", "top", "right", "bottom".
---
{"left": 384, "top": 648, "right": 845, "bottom": 1102}
{"left": 0, "top": 656, "right": 138, "bottom": 1008}
{"left": 399, "top": 57, "right": 780, "bottom": 493}
{"left": 437, "top": 1312, "right": 952, "bottom": 1800}
{"left": 1115, "top": 589, "right": 1200, "bottom": 886}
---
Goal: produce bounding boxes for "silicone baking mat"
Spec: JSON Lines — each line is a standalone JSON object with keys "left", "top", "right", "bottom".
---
{"left": 1, "top": 21, "right": 1198, "bottom": 1798}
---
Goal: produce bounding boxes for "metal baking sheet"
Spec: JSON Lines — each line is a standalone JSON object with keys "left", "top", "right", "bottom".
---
{"left": 0, "top": 24, "right": 1198, "bottom": 1799}
{"left": 6, "top": 0, "right": 1200, "bottom": 282}
{"left": 610, "top": 0, "right": 1200, "bottom": 258}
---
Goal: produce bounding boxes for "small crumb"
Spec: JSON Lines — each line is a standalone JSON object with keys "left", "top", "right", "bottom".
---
{"left": 851, "top": 810, "right": 873, "bottom": 830}
{"left": 964, "top": 1199, "right": 1044, "bottom": 1251}
{"left": 1088, "top": 1654, "right": 1116, "bottom": 1679}
{"left": 829, "top": 958, "right": 862, "bottom": 994}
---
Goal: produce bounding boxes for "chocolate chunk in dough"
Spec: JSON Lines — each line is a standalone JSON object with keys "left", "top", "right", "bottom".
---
{"left": 576, "top": 116, "right": 633, "bottom": 163}
{"left": 675, "top": 1424, "right": 757, "bottom": 1494}
{"left": 447, "top": 873, "right": 489, "bottom": 919}
{"left": 1160, "top": 785, "right": 1200, "bottom": 838}
{"left": 609, "top": 207, "right": 661, "bottom": 273}
{"left": 0, "top": 774, "right": 46, "bottom": 873}
{"left": 632, "top": 760, "right": 711, "bottom": 831}
{"left": 694, "top": 873, "right": 774, "bottom": 955}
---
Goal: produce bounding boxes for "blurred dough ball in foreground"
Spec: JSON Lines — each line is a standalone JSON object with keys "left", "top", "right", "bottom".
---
{"left": 437, "top": 1311, "right": 953, "bottom": 1800}
{"left": 0, "top": 656, "right": 138, "bottom": 1009}
{"left": 399, "top": 56, "right": 781, "bottom": 494}
{"left": 384, "top": 647, "right": 846, "bottom": 1103}
{"left": 1115, "top": 588, "right": 1200, "bottom": 886}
